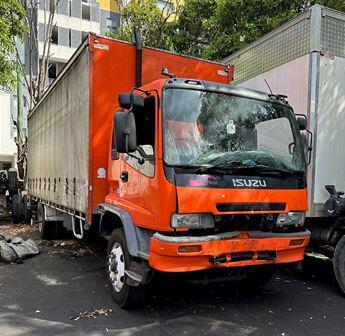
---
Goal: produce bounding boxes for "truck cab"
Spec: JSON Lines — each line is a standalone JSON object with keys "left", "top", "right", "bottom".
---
{"left": 102, "top": 77, "right": 311, "bottom": 307}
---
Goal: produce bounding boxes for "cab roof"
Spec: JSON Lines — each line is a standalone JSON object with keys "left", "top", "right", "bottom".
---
{"left": 163, "top": 78, "right": 292, "bottom": 108}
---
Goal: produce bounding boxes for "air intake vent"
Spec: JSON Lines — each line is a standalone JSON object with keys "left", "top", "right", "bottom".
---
{"left": 216, "top": 203, "right": 286, "bottom": 212}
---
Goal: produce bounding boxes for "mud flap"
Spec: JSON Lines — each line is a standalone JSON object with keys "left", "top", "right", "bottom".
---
{"left": 125, "top": 260, "right": 153, "bottom": 286}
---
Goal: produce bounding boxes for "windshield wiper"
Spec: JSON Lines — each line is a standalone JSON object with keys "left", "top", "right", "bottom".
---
{"left": 173, "top": 163, "right": 304, "bottom": 177}
{"left": 173, "top": 164, "right": 233, "bottom": 175}
{"left": 221, "top": 164, "right": 304, "bottom": 177}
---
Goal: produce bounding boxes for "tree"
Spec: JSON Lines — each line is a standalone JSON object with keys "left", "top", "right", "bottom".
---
{"left": 169, "top": 0, "right": 217, "bottom": 58}
{"left": 18, "top": 0, "right": 59, "bottom": 110}
{"left": 311, "top": 0, "right": 345, "bottom": 12}
{"left": 14, "top": 0, "right": 59, "bottom": 179}
{"left": 173, "top": 0, "right": 345, "bottom": 60}
{"left": 110, "top": 0, "right": 181, "bottom": 49}
{"left": 171, "top": 0, "right": 304, "bottom": 61}
{"left": 0, "top": 0, "right": 27, "bottom": 91}
{"left": 112, "top": 0, "right": 345, "bottom": 62}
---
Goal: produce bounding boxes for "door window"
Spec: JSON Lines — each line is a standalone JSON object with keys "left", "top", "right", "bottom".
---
{"left": 125, "top": 96, "right": 155, "bottom": 177}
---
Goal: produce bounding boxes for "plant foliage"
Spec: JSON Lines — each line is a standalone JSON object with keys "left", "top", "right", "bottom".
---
{"left": 0, "top": 0, "right": 27, "bottom": 91}
{"left": 112, "top": 0, "right": 345, "bottom": 61}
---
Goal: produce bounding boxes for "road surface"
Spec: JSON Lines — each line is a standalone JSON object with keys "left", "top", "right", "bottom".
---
{"left": 0, "top": 222, "right": 344, "bottom": 336}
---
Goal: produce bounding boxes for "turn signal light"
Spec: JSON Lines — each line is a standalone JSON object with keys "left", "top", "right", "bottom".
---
{"left": 289, "top": 239, "right": 305, "bottom": 246}
{"left": 178, "top": 245, "right": 202, "bottom": 253}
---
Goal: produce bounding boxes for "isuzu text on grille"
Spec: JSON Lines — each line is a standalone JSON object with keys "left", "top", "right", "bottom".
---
{"left": 232, "top": 178, "right": 267, "bottom": 188}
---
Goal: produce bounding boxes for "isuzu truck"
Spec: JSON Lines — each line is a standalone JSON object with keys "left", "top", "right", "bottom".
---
{"left": 224, "top": 4, "right": 345, "bottom": 295}
{"left": 9, "top": 34, "right": 311, "bottom": 308}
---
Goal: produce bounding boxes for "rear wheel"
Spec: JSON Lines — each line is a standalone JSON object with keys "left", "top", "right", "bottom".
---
{"left": 107, "top": 228, "right": 147, "bottom": 308}
{"left": 22, "top": 195, "right": 32, "bottom": 223}
{"left": 333, "top": 235, "right": 345, "bottom": 295}
{"left": 11, "top": 194, "right": 22, "bottom": 224}
{"left": 37, "top": 203, "right": 55, "bottom": 239}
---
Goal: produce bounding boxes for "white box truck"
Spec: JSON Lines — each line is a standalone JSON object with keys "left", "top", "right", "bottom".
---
{"left": 224, "top": 4, "right": 345, "bottom": 294}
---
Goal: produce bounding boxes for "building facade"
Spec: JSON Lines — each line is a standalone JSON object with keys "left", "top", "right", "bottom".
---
{"left": 0, "top": 0, "right": 120, "bottom": 172}
{"left": 38, "top": 0, "right": 120, "bottom": 81}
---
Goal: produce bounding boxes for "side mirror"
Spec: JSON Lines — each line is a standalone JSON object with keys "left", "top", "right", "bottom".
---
{"left": 297, "top": 116, "right": 307, "bottom": 131}
{"left": 114, "top": 111, "right": 137, "bottom": 153}
{"left": 118, "top": 93, "right": 144, "bottom": 110}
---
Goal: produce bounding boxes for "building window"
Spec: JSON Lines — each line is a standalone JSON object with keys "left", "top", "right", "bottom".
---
{"left": 69, "top": 29, "right": 72, "bottom": 47}
{"left": 48, "top": 63, "right": 57, "bottom": 82}
{"left": 82, "top": 2, "right": 90, "bottom": 20}
{"left": 0, "top": 162, "right": 12, "bottom": 171}
{"left": 157, "top": 0, "right": 174, "bottom": 13}
{"left": 51, "top": 26, "right": 58, "bottom": 44}
{"left": 106, "top": 18, "right": 117, "bottom": 31}
{"left": 68, "top": 0, "right": 72, "bottom": 16}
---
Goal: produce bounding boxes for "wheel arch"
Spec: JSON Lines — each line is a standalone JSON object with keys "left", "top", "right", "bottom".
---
{"left": 99, "top": 203, "right": 151, "bottom": 258}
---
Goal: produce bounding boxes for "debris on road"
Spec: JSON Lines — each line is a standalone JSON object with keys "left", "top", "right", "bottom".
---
{"left": 0, "top": 223, "right": 37, "bottom": 237}
{"left": 40, "top": 239, "right": 91, "bottom": 259}
{"left": 69, "top": 307, "right": 112, "bottom": 321}
{"left": 0, "top": 233, "right": 39, "bottom": 262}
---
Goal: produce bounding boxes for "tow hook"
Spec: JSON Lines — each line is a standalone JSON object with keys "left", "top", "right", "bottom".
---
{"left": 209, "top": 254, "right": 227, "bottom": 265}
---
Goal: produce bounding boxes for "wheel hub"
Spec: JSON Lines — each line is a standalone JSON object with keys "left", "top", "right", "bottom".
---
{"left": 108, "top": 242, "right": 125, "bottom": 292}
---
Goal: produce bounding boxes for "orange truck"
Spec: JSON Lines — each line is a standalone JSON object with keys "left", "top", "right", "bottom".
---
{"left": 10, "top": 34, "right": 311, "bottom": 307}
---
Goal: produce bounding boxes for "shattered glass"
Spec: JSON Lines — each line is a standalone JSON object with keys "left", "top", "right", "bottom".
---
{"left": 163, "top": 89, "right": 305, "bottom": 172}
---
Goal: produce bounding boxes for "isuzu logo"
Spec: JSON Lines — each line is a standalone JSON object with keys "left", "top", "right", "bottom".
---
{"left": 232, "top": 178, "right": 267, "bottom": 188}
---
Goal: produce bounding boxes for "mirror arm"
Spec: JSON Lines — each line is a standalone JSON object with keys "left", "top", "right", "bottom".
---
{"left": 136, "top": 146, "right": 154, "bottom": 161}
{"left": 131, "top": 87, "right": 151, "bottom": 96}
{"left": 305, "top": 128, "right": 313, "bottom": 165}
{"left": 124, "top": 133, "right": 145, "bottom": 165}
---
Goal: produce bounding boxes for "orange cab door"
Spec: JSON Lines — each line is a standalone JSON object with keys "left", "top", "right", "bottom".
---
{"left": 116, "top": 95, "right": 158, "bottom": 230}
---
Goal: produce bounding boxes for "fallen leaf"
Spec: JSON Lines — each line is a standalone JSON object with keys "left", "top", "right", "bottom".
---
{"left": 69, "top": 307, "right": 112, "bottom": 321}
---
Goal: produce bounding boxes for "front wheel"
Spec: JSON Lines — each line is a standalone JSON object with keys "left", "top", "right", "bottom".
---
{"left": 333, "top": 235, "right": 345, "bottom": 295}
{"left": 107, "top": 228, "right": 147, "bottom": 308}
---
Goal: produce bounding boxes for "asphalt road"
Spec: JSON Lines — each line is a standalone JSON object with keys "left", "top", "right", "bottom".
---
{"left": 0, "top": 222, "right": 345, "bottom": 336}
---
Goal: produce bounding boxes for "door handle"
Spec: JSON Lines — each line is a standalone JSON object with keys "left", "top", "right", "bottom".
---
{"left": 120, "top": 171, "right": 128, "bottom": 182}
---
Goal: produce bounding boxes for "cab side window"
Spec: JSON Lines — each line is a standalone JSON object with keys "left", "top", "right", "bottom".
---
{"left": 125, "top": 96, "right": 155, "bottom": 177}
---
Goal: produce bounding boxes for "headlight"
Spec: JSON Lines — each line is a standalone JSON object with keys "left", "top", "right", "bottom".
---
{"left": 171, "top": 213, "right": 214, "bottom": 229}
{"left": 276, "top": 212, "right": 306, "bottom": 227}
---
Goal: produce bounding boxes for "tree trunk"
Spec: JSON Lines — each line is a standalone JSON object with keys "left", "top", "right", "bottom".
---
{"left": 16, "top": 70, "right": 27, "bottom": 180}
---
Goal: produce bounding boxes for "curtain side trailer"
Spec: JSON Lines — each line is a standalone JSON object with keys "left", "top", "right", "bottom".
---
{"left": 26, "top": 33, "right": 231, "bottom": 234}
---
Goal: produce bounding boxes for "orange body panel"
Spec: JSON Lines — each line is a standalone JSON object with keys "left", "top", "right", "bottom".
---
{"left": 176, "top": 187, "right": 308, "bottom": 215}
{"left": 142, "top": 48, "right": 233, "bottom": 84}
{"left": 150, "top": 235, "right": 310, "bottom": 272}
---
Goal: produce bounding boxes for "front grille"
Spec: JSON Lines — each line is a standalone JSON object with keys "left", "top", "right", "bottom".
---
{"left": 216, "top": 202, "right": 286, "bottom": 212}
{"left": 213, "top": 214, "right": 277, "bottom": 232}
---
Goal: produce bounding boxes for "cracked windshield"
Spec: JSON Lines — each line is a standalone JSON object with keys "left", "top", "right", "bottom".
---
{"left": 163, "top": 89, "right": 306, "bottom": 173}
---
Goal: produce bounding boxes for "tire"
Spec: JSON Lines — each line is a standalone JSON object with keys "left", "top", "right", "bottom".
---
{"left": 37, "top": 203, "right": 55, "bottom": 239}
{"left": 107, "top": 228, "right": 147, "bottom": 308}
{"left": 11, "top": 194, "right": 23, "bottom": 224}
{"left": 22, "top": 195, "right": 32, "bottom": 223}
{"left": 241, "top": 266, "right": 275, "bottom": 288}
{"left": 333, "top": 235, "right": 345, "bottom": 295}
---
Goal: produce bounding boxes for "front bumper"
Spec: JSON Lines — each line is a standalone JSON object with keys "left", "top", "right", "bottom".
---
{"left": 149, "top": 230, "right": 311, "bottom": 272}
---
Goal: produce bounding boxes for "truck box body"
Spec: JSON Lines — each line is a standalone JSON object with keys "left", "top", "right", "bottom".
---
{"left": 223, "top": 5, "right": 345, "bottom": 217}
{"left": 27, "top": 35, "right": 231, "bottom": 222}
